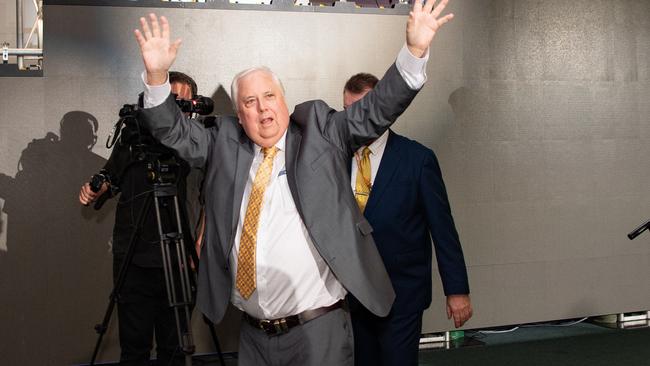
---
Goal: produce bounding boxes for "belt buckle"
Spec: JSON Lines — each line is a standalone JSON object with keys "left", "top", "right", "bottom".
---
{"left": 259, "top": 318, "right": 290, "bottom": 335}
{"left": 275, "top": 318, "right": 289, "bottom": 334}
{"left": 259, "top": 319, "right": 275, "bottom": 335}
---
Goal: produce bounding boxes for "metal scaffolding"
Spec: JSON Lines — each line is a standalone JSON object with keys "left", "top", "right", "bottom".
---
{"left": 2, "top": 0, "right": 43, "bottom": 71}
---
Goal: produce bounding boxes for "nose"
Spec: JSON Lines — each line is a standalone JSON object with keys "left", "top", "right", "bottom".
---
{"left": 257, "top": 98, "right": 268, "bottom": 112}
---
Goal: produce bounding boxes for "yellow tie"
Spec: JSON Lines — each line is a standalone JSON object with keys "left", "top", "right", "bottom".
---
{"left": 236, "top": 146, "right": 278, "bottom": 299}
{"left": 355, "top": 147, "right": 372, "bottom": 213}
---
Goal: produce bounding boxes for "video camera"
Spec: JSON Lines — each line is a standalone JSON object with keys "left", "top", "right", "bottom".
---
{"left": 174, "top": 95, "right": 214, "bottom": 116}
{"left": 91, "top": 93, "right": 213, "bottom": 209}
{"left": 106, "top": 95, "right": 215, "bottom": 150}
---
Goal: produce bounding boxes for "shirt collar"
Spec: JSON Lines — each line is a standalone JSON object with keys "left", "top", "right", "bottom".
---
{"left": 357, "top": 130, "right": 389, "bottom": 156}
{"left": 254, "top": 130, "right": 287, "bottom": 156}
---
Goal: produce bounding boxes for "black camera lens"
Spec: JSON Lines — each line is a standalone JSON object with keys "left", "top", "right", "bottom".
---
{"left": 175, "top": 96, "right": 214, "bottom": 116}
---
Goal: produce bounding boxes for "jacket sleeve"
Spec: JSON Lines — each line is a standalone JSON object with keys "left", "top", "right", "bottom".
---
{"left": 137, "top": 94, "right": 212, "bottom": 169}
{"left": 420, "top": 149, "right": 470, "bottom": 296}
{"left": 293, "top": 64, "right": 420, "bottom": 156}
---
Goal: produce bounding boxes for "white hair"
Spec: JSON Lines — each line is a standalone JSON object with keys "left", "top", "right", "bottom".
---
{"left": 230, "top": 66, "right": 285, "bottom": 112}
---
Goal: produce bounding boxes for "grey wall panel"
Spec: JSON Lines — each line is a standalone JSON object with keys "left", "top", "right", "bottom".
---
{"left": 0, "top": 77, "right": 117, "bottom": 365}
{"left": 1, "top": 0, "right": 650, "bottom": 364}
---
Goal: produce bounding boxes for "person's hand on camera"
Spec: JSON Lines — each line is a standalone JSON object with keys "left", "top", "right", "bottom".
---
{"left": 133, "top": 13, "right": 182, "bottom": 86}
{"left": 79, "top": 182, "right": 108, "bottom": 206}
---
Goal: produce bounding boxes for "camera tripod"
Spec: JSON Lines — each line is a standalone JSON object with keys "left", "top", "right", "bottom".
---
{"left": 89, "top": 182, "right": 226, "bottom": 366}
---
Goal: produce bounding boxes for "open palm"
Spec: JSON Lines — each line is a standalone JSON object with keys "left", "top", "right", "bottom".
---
{"left": 134, "top": 14, "right": 182, "bottom": 85}
{"left": 406, "top": 0, "right": 454, "bottom": 57}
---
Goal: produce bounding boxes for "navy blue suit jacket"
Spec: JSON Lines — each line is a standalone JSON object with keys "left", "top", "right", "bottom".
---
{"left": 363, "top": 130, "right": 469, "bottom": 314}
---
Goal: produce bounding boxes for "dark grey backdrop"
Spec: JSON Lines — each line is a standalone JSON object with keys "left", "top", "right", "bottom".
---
{"left": 0, "top": 1, "right": 649, "bottom": 364}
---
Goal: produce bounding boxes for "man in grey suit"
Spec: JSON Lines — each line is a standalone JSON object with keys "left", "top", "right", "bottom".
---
{"left": 133, "top": 1, "right": 454, "bottom": 364}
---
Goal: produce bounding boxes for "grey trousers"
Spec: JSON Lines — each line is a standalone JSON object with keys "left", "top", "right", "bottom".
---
{"left": 238, "top": 308, "right": 354, "bottom": 366}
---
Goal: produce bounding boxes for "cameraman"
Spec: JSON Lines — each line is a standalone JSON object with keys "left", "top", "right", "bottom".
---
{"left": 79, "top": 71, "right": 201, "bottom": 366}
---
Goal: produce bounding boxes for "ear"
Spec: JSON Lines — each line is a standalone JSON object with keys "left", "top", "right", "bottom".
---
{"left": 236, "top": 110, "right": 243, "bottom": 125}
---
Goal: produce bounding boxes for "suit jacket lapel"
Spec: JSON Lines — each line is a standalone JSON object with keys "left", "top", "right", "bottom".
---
{"left": 228, "top": 131, "right": 255, "bottom": 255}
{"left": 365, "top": 131, "right": 401, "bottom": 217}
{"left": 285, "top": 123, "right": 304, "bottom": 217}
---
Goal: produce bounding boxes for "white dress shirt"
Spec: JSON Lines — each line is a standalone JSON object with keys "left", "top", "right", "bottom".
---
{"left": 229, "top": 133, "right": 347, "bottom": 319}
{"left": 143, "top": 43, "right": 429, "bottom": 319}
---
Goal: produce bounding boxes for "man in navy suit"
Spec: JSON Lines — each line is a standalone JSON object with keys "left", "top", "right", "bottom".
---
{"left": 344, "top": 73, "right": 473, "bottom": 366}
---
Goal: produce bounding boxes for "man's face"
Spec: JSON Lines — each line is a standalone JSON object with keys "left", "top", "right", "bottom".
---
{"left": 235, "top": 70, "right": 290, "bottom": 148}
{"left": 343, "top": 87, "right": 372, "bottom": 109}
{"left": 171, "top": 81, "right": 193, "bottom": 101}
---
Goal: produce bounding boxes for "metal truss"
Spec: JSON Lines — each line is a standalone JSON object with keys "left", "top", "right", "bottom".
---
{"left": 2, "top": 0, "right": 43, "bottom": 71}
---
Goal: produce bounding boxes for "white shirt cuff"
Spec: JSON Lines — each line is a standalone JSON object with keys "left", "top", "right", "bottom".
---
{"left": 395, "top": 43, "right": 429, "bottom": 90}
{"left": 141, "top": 71, "right": 171, "bottom": 108}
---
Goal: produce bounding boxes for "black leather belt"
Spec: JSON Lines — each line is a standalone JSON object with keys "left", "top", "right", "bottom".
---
{"left": 243, "top": 300, "right": 344, "bottom": 336}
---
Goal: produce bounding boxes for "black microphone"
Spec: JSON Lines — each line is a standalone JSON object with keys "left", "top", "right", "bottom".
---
{"left": 88, "top": 172, "right": 111, "bottom": 210}
{"left": 627, "top": 219, "right": 650, "bottom": 240}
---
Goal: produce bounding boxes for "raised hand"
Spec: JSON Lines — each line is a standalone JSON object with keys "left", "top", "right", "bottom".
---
{"left": 406, "top": 0, "right": 454, "bottom": 58}
{"left": 134, "top": 14, "right": 182, "bottom": 85}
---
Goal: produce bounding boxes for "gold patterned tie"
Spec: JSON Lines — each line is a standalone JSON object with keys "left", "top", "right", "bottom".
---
{"left": 355, "top": 147, "right": 372, "bottom": 212}
{"left": 236, "top": 146, "right": 278, "bottom": 299}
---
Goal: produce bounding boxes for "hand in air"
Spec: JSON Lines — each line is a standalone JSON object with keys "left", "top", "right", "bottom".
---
{"left": 406, "top": 0, "right": 454, "bottom": 57}
{"left": 134, "top": 13, "right": 182, "bottom": 85}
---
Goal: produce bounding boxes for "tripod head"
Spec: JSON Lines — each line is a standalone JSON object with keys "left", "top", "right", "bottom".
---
{"left": 91, "top": 103, "right": 186, "bottom": 210}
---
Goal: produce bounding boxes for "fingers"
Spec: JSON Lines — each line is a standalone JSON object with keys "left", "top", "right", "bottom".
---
{"left": 422, "top": 0, "right": 436, "bottom": 14}
{"left": 170, "top": 38, "right": 183, "bottom": 57}
{"left": 413, "top": 0, "right": 423, "bottom": 13}
{"left": 79, "top": 183, "right": 96, "bottom": 205}
{"left": 452, "top": 308, "right": 467, "bottom": 328}
{"left": 140, "top": 16, "right": 153, "bottom": 40}
{"left": 449, "top": 304, "right": 463, "bottom": 327}
{"left": 160, "top": 15, "right": 170, "bottom": 40}
{"left": 447, "top": 295, "right": 473, "bottom": 328}
{"left": 98, "top": 182, "right": 109, "bottom": 195}
{"left": 79, "top": 190, "right": 87, "bottom": 205}
{"left": 436, "top": 13, "right": 454, "bottom": 28}
{"left": 149, "top": 13, "right": 161, "bottom": 38}
{"left": 134, "top": 29, "right": 146, "bottom": 48}
{"left": 431, "top": 0, "right": 448, "bottom": 18}
{"left": 453, "top": 311, "right": 461, "bottom": 328}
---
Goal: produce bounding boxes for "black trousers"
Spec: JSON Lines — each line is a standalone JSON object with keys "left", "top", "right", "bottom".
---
{"left": 114, "top": 260, "right": 192, "bottom": 366}
{"left": 351, "top": 306, "right": 423, "bottom": 366}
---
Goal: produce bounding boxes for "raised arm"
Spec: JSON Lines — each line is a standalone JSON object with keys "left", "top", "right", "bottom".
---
{"left": 303, "top": 0, "right": 455, "bottom": 154}
{"left": 133, "top": 14, "right": 211, "bottom": 168}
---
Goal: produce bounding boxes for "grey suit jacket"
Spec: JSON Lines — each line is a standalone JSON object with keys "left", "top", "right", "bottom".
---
{"left": 140, "top": 64, "right": 419, "bottom": 324}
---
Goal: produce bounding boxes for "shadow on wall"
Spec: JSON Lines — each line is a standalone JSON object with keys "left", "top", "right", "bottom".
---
{"left": 448, "top": 86, "right": 484, "bottom": 132}
{"left": 0, "top": 111, "right": 117, "bottom": 364}
{"left": 211, "top": 84, "right": 235, "bottom": 117}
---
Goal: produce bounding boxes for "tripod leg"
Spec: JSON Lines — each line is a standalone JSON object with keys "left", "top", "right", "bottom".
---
{"left": 172, "top": 196, "right": 196, "bottom": 356}
{"left": 204, "top": 315, "right": 227, "bottom": 366}
{"left": 90, "top": 193, "right": 154, "bottom": 366}
{"left": 153, "top": 185, "right": 196, "bottom": 366}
